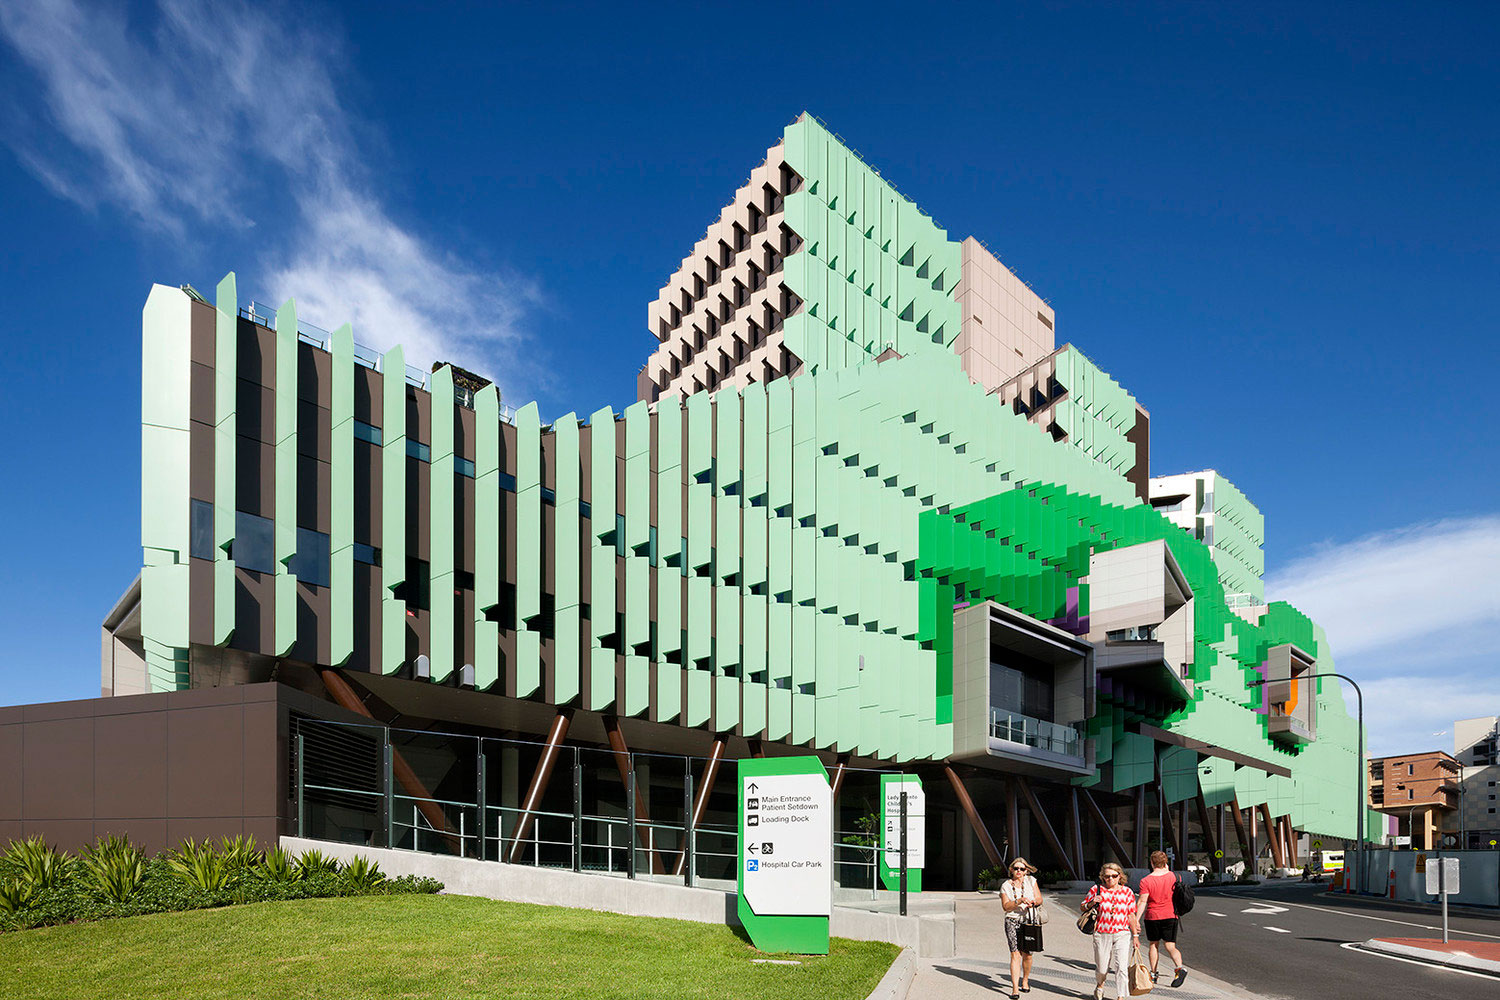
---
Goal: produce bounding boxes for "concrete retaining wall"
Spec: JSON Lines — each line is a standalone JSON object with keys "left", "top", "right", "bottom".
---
{"left": 281, "top": 836, "right": 955, "bottom": 957}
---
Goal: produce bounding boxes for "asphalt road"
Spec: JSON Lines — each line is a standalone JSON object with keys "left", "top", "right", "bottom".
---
{"left": 1113, "top": 882, "right": 1500, "bottom": 1000}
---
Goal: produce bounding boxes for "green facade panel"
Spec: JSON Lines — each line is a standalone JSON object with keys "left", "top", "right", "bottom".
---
{"left": 379, "top": 345, "right": 407, "bottom": 674}
{"left": 429, "top": 366, "right": 456, "bottom": 684}
{"left": 514, "top": 401, "right": 542, "bottom": 697}
{"left": 474, "top": 384, "right": 502, "bottom": 691}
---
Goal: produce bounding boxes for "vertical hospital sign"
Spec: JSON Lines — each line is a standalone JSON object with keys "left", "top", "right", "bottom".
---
{"left": 737, "top": 756, "right": 831, "bottom": 954}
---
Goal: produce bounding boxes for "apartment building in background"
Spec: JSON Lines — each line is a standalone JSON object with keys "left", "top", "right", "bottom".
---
{"left": 1368, "top": 750, "right": 1460, "bottom": 850}
{"left": 7, "top": 114, "right": 1368, "bottom": 889}
{"left": 1454, "top": 715, "right": 1500, "bottom": 848}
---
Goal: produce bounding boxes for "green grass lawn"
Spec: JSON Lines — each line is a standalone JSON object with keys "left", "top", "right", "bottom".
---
{"left": 0, "top": 893, "right": 898, "bottom": 1000}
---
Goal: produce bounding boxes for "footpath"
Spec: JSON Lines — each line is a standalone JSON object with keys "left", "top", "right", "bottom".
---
{"left": 904, "top": 892, "right": 1270, "bottom": 1000}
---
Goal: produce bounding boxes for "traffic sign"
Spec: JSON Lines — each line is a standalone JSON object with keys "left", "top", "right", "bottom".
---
{"left": 1312, "top": 839, "right": 1322, "bottom": 849}
{"left": 1491, "top": 840, "right": 1497, "bottom": 847}
{"left": 1426, "top": 857, "right": 1460, "bottom": 896}
{"left": 737, "top": 757, "right": 831, "bottom": 955}
{"left": 1213, "top": 850, "right": 1223, "bottom": 859}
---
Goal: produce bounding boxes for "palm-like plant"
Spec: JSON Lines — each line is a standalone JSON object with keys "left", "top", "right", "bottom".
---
{"left": 217, "top": 835, "right": 262, "bottom": 872}
{"left": 0, "top": 878, "right": 38, "bottom": 914}
{"left": 165, "top": 838, "right": 229, "bottom": 893}
{"left": 0, "top": 836, "right": 72, "bottom": 891}
{"left": 80, "top": 835, "right": 146, "bottom": 903}
{"left": 260, "top": 846, "right": 301, "bottom": 882}
{"left": 295, "top": 849, "right": 340, "bottom": 878}
{"left": 340, "top": 855, "right": 386, "bottom": 893}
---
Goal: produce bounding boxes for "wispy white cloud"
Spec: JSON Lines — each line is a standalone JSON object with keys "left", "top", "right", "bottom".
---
{"left": 0, "top": 0, "right": 542, "bottom": 392}
{"left": 1266, "top": 516, "right": 1500, "bottom": 757}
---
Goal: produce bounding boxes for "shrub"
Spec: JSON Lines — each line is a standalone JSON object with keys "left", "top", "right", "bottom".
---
{"left": 80, "top": 836, "right": 146, "bottom": 904}
{"left": 1036, "top": 868, "right": 1071, "bottom": 887}
{"left": 0, "top": 879, "right": 39, "bottom": 915}
{"left": 165, "top": 839, "right": 229, "bottom": 894}
{"left": 977, "top": 866, "right": 1006, "bottom": 890}
{"left": 340, "top": 856, "right": 386, "bottom": 894}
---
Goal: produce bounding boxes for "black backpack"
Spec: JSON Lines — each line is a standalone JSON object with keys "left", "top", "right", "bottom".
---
{"left": 1172, "top": 874, "right": 1195, "bottom": 915}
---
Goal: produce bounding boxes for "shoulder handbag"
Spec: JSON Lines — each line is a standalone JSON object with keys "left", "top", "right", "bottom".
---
{"left": 1016, "top": 906, "right": 1045, "bottom": 953}
{"left": 1076, "top": 899, "right": 1097, "bottom": 934}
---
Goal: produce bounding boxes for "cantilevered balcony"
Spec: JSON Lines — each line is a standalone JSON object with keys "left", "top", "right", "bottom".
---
{"left": 1085, "top": 540, "right": 1195, "bottom": 704}
{"left": 1263, "top": 643, "right": 1317, "bottom": 746}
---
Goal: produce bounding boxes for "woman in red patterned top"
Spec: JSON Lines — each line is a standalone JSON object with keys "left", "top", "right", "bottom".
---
{"left": 1080, "top": 862, "right": 1140, "bottom": 1000}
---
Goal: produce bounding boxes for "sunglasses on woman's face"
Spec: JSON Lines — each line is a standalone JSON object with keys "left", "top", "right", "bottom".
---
{"left": 1102, "top": 873, "right": 1120, "bottom": 880}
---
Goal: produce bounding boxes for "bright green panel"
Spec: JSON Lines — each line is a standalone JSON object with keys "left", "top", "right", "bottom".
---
{"left": 329, "top": 323, "right": 355, "bottom": 666}
{"left": 553, "top": 415, "right": 581, "bottom": 706}
{"left": 273, "top": 300, "right": 298, "bottom": 656}
{"left": 428, "top": 366, "right": 456, "bottom": 684}
{"left": 514, "top": 402, "right": 542, "bottom": 697}
{"left": 210, "top": 276, "right": 236, "bottom": 646}
{"left": 379, "top": 345, "right": 407, "bottom": 674}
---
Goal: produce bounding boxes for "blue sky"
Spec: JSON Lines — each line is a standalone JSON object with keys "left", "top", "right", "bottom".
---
{"left": 0, "top": 0, "right": 1494, "bottom": 757}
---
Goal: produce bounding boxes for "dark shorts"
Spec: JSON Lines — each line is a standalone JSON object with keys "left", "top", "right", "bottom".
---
{"left": 1144, "top": 918, "right": 1178, "bottom": 942}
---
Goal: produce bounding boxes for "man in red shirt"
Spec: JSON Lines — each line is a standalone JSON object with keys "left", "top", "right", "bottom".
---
{"left": 1135, "top": 850, "right": 1188, "bottom": 987}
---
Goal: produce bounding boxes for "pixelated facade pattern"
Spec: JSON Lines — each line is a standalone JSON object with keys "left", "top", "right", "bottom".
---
{"left": 129, "top": 114, "right": 1364, "bottom": 845}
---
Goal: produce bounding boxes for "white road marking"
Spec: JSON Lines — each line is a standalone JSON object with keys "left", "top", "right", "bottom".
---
{"left": 1339, "top": 941, "right": 1500, "bottom": 980}
{"left": 1264, "top": 926, "right": 1290, "bottom": 933}
{"left": 1240, "top": 904, "right": 1290, "bottom": 914}
{"left": 1220, "top": 893, "right": 1500, "bottom": 942}
{"left": 1208, "top": 911, "right": 1226, "bottom": 917}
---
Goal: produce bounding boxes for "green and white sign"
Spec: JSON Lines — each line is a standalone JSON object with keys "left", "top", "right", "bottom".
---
{"left": 879, "top": 774, "right": 924, "bottom": 893}
{"left": 737, "top": 756, "right": 831, "bottom": 954}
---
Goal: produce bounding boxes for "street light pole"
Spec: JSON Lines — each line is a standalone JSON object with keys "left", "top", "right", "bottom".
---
{"left": 1250, "top": 672, "right": 1365, "bottom": 894}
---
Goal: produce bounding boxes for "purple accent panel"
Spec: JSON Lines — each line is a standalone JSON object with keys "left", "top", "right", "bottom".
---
{"left": 1066, "top": 587, "right": 1080, "bottom": 618}
{"left": 1077, "top": 615, "right": 1089, "bottom": 634}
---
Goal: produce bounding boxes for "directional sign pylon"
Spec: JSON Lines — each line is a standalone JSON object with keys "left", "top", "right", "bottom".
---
{"left": 737, "top": 756, "right": 831, "bottom": 954}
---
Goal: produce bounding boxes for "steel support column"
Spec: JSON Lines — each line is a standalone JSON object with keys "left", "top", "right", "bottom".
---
{"left": 1195, "top": 792, "right": 1218, "bottom": 861}
{"left": 673, "top": 737, "right": 725, "bottom": 876}
{"left": 1006, "top": 777, "right": 1021, "bottom": 862}
{"left": 605, "top": 715, "right": 665, "bottom": 875}
{"left": 319, "top": 668, "right": 463, "bottom": 854}
{"left": 1016, "top": 777, "right": 1078, "bottom": 881}
{"left": 1068, "top": 787, "right": 1086, "bottom": 876}
{"left": 1081, "top": 789, "right": 1133, "bottom": 868}
{"left": 943, "top": 765, "right": 1002, "bottom": 869}
{"left": 1230, "top": 795, "right": 1252, "bottom": 864}
{"left": 507, "top": 710, "right": 573, "bottom": 863}
{"left": 1133, "top": 785, "right": 1148, "bottom": 867}
{"left": 1259, "top": 803, "right": 1285, "bottom": 869}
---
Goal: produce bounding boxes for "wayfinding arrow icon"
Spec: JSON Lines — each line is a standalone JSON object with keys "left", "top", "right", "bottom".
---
{"left": 748, "top": 782, "right": 759, "bottom": 793}
{"left": 747, "top": 842, "right": 758, "bottom": 854}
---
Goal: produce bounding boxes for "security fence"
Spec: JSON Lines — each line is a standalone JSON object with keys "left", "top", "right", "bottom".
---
{"left": 292, "top": 716, "right": 904, "bottom": 890}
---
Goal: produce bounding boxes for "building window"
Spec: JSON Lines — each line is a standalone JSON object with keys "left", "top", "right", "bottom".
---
{"left": 1408, "top": 789, "right": 1414, "bottom": 800}
{"left": 190, "top": 499, "right": 214, "bottom": 560}
{"left": 230, "top": 511, "right": 275, "bottom": 574}
{"left": 407, "top": 440, "right": 431, "bottom": 462}
{"left": 354, "top": 542, "right": 380, "bottom": 567}
{"left": 455, "top": 457, "right": 476, "bottom": 478}
{"left": 288, "top": 527, "right": 331, "bottom": 588}
{"left": 354, "top": 420, "right": 382, "bottom": 446}
{"left": 1409, "top": 763, "right": 1415, "bottom": 776}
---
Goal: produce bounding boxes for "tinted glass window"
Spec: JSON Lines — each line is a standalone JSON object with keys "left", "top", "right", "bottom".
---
{"left": 354, "top": 420, "right": 383, "bottom": 446}
{"left": 190, "top": 499, "right": 214, "bottom": 560}
{"left": 233, "top": 511, "right": 275, "bottom": 574}
{"left": 354, "top": 542, "right": 381, "bottom": 566}
{"left": 288, "top": 527, "right": 331, "bottom": 588}
{"left": 407, "top": 440, "right": 431, "bottom": 462}
{"left": 455, "top": 457, "right": 476, "bottom": 478}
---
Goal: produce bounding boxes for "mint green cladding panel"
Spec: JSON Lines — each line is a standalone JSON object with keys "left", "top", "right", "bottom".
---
{"left": 429, "top": 366, "right": 456, "bottom": 684}
{"left": 515, "top": 401, "right": 542, "bottom": 698}
{"left": 714, "top": 392, "right": 741, "bottom": 731}
{"left": 380, "top": 345, "right": 407, "bottom": 674}
{"left": 273, "top": 300, "right": 298, "bottom": 657}
{"left": 140, "top": 284, "right": 194, "bottom": 691}
{"left": 588, "top": 406, "right": 616, "bottom": 712}
{"left": 329, "top": 323, "right": 355, "bottom": 666}
{"left": 211, "top": 275, "right": 237, "bottom": 649}
{"left": 553, "top": 414, "right": 581, "bottom": 706}
{"left": 473, "top": 384, "right": 501, "bottom": 691}
{"left": 623, "top": 401, "right": 650, "bottom": 717}
{"left": 655, "top": 401, "right": 682, "bottom": 721}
